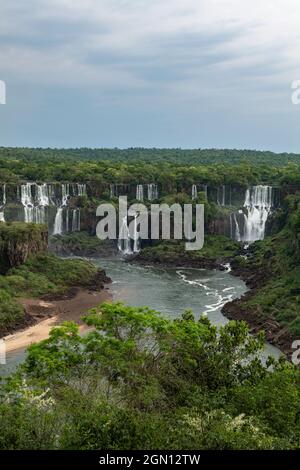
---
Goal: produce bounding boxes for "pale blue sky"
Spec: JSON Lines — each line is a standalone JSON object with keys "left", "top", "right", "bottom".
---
{"left": 1, "top": 0, "right": 300, "bottom": 151}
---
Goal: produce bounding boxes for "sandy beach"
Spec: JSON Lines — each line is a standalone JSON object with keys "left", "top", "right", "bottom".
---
{"left": 3, "top": 287, "right": 112, "bottom": 353}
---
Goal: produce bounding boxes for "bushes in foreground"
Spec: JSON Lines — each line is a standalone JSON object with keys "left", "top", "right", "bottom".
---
{"left": 0, "top": 303, "right": 299, "bottom": 449}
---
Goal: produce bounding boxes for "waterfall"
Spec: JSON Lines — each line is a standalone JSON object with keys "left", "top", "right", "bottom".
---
{"left": 20, "top": 183, "right": 49, "bottom": 224}
{"left": 35, "top": 183, "right": 49, "bottom": 224}
{"left": 230, "top": 212, "right": 241, "bottom": 241}
{"left": 53, "top": 184, "right": 70, "bottom": 234}
{"left": 242, "top": 186, "right": 273, "bottom": 242}
{"left": 118, "top": 216, "right": 132, "bottom": 255}
{"left": 53, "top": 207, "right": 64, "bottom": 235}
{"left": 147, "top": 183, "right": 158, "bottom": 201}
{"left": 192, "top": 184, "right": 198, "bottom": 200}
{"left": 110, "top": 184, "right": 115, "bottom": 199}
{"left": 2, "top": 184, "right": 6, "bottom": 206}
{"left": 36, "top": 183, "right": 49, "bottom": 206}
{"left": 61, "top": 183, "right": 70, "bottom": 206}
{"left": 4, "top": 181, "right": 85, "bottom": 233}
{"left": 0, "top": 184, "right": 6, "bottom": 222}
{"left": 217, "top": 185, "right": 226, "bottom": 206}
{"left": 132, "top": 213, "right": 140, "bottom": 253}
{"left": 221, "top": 185, "right": 226, "bottom": 206}
{"left": 118, "top": 213, "right": 140, "bottom": 255}
{"left": 21, "top": 183, "right": 35, "bottom": 223}
{"left": 77, "top": 184, "right": 86, "bottom": 196}
{"left": 136, "top": 184, "right": 144, "bottom": 201}
{"left": 48, "top": 184, "right": 56, "bottom": 206}
{"left": 230, "top": 185, "right": 273, "bottom": 243}
{"left": 71, "top": 209, "right": 81, "bottom": 232}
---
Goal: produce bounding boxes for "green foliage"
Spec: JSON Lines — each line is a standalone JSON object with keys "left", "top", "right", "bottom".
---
{"left": 0, "top": 222, "right": 48, "bottom": 273}
{"left": 0, "top": 288, "right": 24, "bottom": 328}
{"left": 0, "top": 147, "right": 300, "bottom": 188}
{"left": 139, "top": 235, "right": 240, "bottom": 264}
{"left": 0, "top": 253, "right": 102, "bottom": 330}
{"left": 0, "top": 253, "right": 99, "bottom": 299}
{"left": 49, "top": 231, "right": 111, "bottom": 257}
{"left": 233, "top": 194, "right": 300, "bottom": 337}
{"left": 1, "top": 303, "right": 299, "bottom": 450}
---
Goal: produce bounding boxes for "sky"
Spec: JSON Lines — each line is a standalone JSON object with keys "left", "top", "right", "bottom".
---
{"left": 1, "top": 0, "right": 300, "bottom": 152}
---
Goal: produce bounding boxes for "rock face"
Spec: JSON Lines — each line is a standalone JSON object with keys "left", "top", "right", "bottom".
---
{"left": 0, "top": 222, "right": 48, "bottom": 273}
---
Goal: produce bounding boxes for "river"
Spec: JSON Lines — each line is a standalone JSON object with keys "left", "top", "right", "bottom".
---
{"left": 0, "top": 256, "right": 281, "bottom": 375}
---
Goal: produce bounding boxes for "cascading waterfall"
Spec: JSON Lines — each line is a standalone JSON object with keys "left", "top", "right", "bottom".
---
{"left": 132, "top": 213, "right": 140, "bottom": 253}
{"left": 136, "top": 184, "right": 144, "bottom": 201}
{"left": 21, "top": 183, "right": 35, "bottom": 223}
{"left": 52, "top": 183, "right": 85, "bottom": 234}
{"left": 230, "top": 185, "right": 273, "bottom": 243}
{"left": 61, "top": 183, "right": 70, "bottom": 206}
{"left": 230, "top": 212, "right": 241, "bottom": 241}
{"left": 110, "top": 184, "right": 115, "bottom": 199}
{"left": 118, "top": 212, "right": 141, "bottom": 255}
{"left": 35, "top": 183, "right": 49, "bottom": 224}
{"left": 8, "top": 181, "right": 85, "bottom": 234}
{"left": 118, "top": 216, "right": 132, "bottom": 255}
{"left": 77, "top": 184, "right": 86, "bottom": 196}
{"left": 0, "top": 184, "right": 6, "bottom": 221}
{"left": 217, "top": 185, "right": 226, "bottom": 206}
{"left": 52, "top": 183, "right": 69, "bottom": 234}
{"left": 71, "top": 209, "right": 81, "bottom": 232}
{"left": 192, "top": 184, "right": 198, "bottom": 200}
{"left": 20, "top": 182, "right": 52, "bottom": 224}
{"left": 53, "top": 207, "right": 64, "bottom": 235}
{"left": 242, "top": 186, "right": 273, "bottom": 242}
{"left": 147, "top": 183, "right": 158, "bottom": 201}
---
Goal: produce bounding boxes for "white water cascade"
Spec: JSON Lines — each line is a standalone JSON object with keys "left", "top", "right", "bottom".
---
{"left": 61, "top": 183, "right": 70, "bottom": 206}
{"left": 132, "top": 213, "right": 141, "bottom": 253}
{"left": 53, "top": 207, "right": 64, "bottom": 235}
{"left": 231, "top": 186, "right": 273, "bottom": 243}
{"left": 136, "top": 184, "right": 144, "bottom": 201}
{"left": 217, "top": 185, "right": 226, "bottom": 206}
{"left": 118, "top": 212, "right": 141, "bottom": 255}
{"left": 71, "top": 209, "right": 81, "bottom": 232}
{"left": 0, "top": 184, "right": 6, "bottom": 222}
{"left": 8, "top": 182, "right": 86, "bottom": 233}
{"left": 21, "top": 183, "right": 35, "bottom": 223}
{"left": 147, "top": 183, "right": 158, "bottom": 201}
{"left": 118, "top": 216, "right": 132, "bottom": 255}
{"left": 77, "top": 184, "right": 86, "bottom": 196}
{"left": 242, "top": 186, "right": 273, "bottom": 242}
{"left": 52, "top": 184, "right": 84, "bottom": 234}
{"left": 20, "top": 182, "right": 54, "bottom": 224}
{"left": 230, "top": 212, "right": 241, "bottom": 241}
{"left": 192, "top": 184, "right": 198, "bottom": 200}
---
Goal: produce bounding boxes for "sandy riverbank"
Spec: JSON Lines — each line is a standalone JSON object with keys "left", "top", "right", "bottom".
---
{"left": 3, "top": 287, "right": 112, "bottom": 353}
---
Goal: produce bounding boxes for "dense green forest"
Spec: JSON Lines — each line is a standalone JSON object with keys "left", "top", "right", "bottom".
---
{"left": 2, "top": 146, "right": 300, "bottom": 166}
{"left": 1, "top": 147, "right": 300, "bottom": 188}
